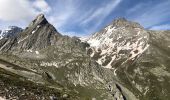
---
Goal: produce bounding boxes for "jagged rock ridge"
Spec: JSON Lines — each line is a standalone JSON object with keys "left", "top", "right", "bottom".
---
{"left": 0, "top": 14, "right": 61, "bottom": 52}
{"left": 0, "top": 14, "right": 134, "bottom": 100}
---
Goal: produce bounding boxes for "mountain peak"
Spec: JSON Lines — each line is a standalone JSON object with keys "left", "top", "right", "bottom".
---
{"left": 112, "top": 17, "right": 143, "bottom": 29}
{"left": 35, "top": 14, "right": 45, "bottom": 21}
{"left": 28, "top": 14, "right": 48, "bottom": 27}
{"left": 114, "top": 17, "right": 127, "bottom": 22}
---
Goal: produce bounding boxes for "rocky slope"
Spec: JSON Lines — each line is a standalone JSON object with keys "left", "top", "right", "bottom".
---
{"left": 84, "top": 18, "right": 170, "bottom": 99}
{"left": 86, "top": 18, "right": 149, "bottom": 70}
{"left": 0, "top": 14, "right": 169, "bottom": 100}
{"left": 0, "top": 14, "right": 137, "bottom": 100}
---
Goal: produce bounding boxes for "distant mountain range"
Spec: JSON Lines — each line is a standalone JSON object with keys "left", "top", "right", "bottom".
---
{"left": 0, "top": 26, "right": 22, "bottom": 39}
{"left": 0, "top": 14, "right": 169, "bottom": 100}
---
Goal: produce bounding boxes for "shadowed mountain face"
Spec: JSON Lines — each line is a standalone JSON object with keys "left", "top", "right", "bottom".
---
{"left": 0, "top": 14, "right": 61, "bottom": 52}
{"left": 0, "top": 14, "right": 169, "bottom": 100}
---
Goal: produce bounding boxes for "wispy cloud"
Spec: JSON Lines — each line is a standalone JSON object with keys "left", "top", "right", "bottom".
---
{"left": 59, "top": 30, "right": 87, "bottom": 37}
{"left": 126, "top": 3, "right": 146, "bottom": 15}
{"left": 150, "top": 24, "right": 170, "bottom": 30}
{"left": 47, "top": 0, "right": 81, "bottom": 29}
{"left": 48, "top": 0, "right": 122, "bottom": 36}
{"left": 0, "top": 0, "right": 170, "bottom": 36}
{"left": 127, "top": 1, "right": 170, "bottom": 28}
{"left": 82, "top": 0, "right": 121, "bottom": 25}
{"left": 79, "top": 0, "right": 122, "bottom": 35}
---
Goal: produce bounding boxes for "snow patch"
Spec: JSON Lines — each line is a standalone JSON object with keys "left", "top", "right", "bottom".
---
{"left": 137, "top": 31, "right": 140, "bottom": 35}
{"left": 27, "top": 49, "right": 33, "bottom": 52}
{"left": 32, "top": 30, "right": 36, "bottom": 34}
{"left": 90, "top": 51, "right": 95, "bottom": 57}
{"left": 35, "top": 51, "right": 39, "bottom": 54}
{"left": 32, "top": 25, "right": 40, "bottom": 34}
{"left": 144, "top": 87, "right": 149, "bottom": 95}
{"left": 114, "top": 68, "right": 117, "bottom": 76}
{"left": 107, "top": 26, "right": 115, "bottom": 33}
{"left": 88, "top": 39, "right": 100, "bottom": 47}
{"left": 37, "top": 25, "right": 40, "bottom": 28}
{"left": 97, "top": 55, "right": 106, "bottom": 65}
{"left": 105, "top": 56, "right": 116, "bottom": 69}
{"left": 117, "top": 35, "right": 122, "bottom": 40}
{"left": 79, "top": 37, "right": 88, "bottom": 42}
{"left": 40, "top": 62, "right": 59, "bottom": 68}
{"left": 18, "top": 36, "right": 29, "bottom": 43}
{"left": 128, "top": 44, "right": 149, "bottom": 60}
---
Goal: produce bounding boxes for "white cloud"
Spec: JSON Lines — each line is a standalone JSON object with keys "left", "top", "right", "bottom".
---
{"left": 33, "top": 0, "right": 51, "bottom": 13}
{"left": 150, "top": 24, "right": 170, "bottom": 30}
{"left": 0, "top": 0, "right": 51, "bottom": 21}
{"left": 0, "top": 0, "right": 35, "bottom": 21}
{"left": 48, "top": 9, "right": 75, "bottom": 29}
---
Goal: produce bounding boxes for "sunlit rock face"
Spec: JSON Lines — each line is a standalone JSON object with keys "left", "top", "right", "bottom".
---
{"left": 83, "top": 18, "right": 170, "bottom": 99}
{"left": 86, "top": 18, "right": 149, "bottom": 69}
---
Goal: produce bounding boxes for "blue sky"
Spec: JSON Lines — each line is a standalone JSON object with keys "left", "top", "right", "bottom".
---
{"left": 0, "top": 0, "right": 170, "bottom": 37}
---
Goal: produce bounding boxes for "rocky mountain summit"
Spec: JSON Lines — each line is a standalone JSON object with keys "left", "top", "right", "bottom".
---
{"left": 0, "top": 14, "right": 61, "bottom": 52}
{"left": 86, "top": 18, "right": 149, "bottom": 69}
{"left": 0, "top": 14, "right": 169, "bottom": 100}
{"left": 84, "top": 18, "right": 170, "bottom": 100}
